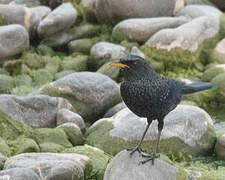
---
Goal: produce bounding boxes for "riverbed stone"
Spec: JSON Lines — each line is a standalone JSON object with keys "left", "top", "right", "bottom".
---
{"left": 0, "top": 24, "right": 29, "bottom": 62}
{"left": 68, "top": 38, "right": 94, "bottom": 54}
{"left": 103, "top": 150, "right": 187, "bottom": 180}
{"left": 10, "top": 0, "right": 40, "bottom": 7}
{"left": 215, "top": 133, "right": 225, "bottom": 160}
{"left": 0, "top": 94, "right": 72, "bottom": 128}
{"left": 4, "top": 153, "right": 91, "bottom": 180}
{"left": 202, "top": 64, "right": 225, "bottom": 82}
{"left": 57, "top": 109, "right": 86, "bottom": 132}
{"left": 113, "top": 17, "right": 188, "bottom": 43}
{"left": 84, "top": 0, "right": 178, "bottom": 24}
{"left": 63, "top": 144, "right": 112, "bottom": 180}
{"left": 0, "top": 5, "right": 51, "bottom": 37}
{"left": 37, "top": 3, "right": 77, "bottom": 38}
{"left": 86, "top": 105, "right": 216, "bottom": 157}
{"left": 104, "top": 102, "right": 126, "bottom": 118}
{"left": 40, "top": 72, "right": 121, "bottom": 122}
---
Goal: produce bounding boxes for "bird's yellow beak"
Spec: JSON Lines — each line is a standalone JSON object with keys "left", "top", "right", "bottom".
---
{"left": 111, "top": 63, "right": 129, "bottom": 68}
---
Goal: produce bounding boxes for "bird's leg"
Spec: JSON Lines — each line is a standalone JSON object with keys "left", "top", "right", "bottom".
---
{"left": 127, "top": 120, "right": 152, "bottom": 156}
{"left": 141, "top": 120, "right": 164, "bottom": 165}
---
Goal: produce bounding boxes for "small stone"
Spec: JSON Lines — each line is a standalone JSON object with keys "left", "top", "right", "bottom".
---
{"left": 68, "top": 38, "right": 93, "bottom": 54}
{"left": 57, "top": 109, "right": 86, "bottom": 132}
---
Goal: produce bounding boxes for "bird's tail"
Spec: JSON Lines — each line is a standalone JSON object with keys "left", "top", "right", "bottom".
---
{"left": 182, "top": 82, "right": 213, "bottom": 95}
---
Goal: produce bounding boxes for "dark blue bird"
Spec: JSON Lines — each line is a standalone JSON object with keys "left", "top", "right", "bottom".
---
{"left": 111, "top": 55, "right": 212, "bottom": 164}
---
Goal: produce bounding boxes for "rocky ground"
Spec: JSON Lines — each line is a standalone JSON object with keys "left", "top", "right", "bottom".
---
{"left": 0, "top": 0, "right": 225, "bottom": 179}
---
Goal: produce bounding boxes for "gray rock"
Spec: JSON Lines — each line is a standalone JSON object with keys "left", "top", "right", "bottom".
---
{"left": 68, "top": 38, "right": 93, "bottom": 54}
{"left": 0, "top": 0, "right": 13, "bottom": 4}
{"left": 86, "top": 105, "right": 216, "bottom": 156}
{"left": 37, "top": 3, "right": 77, "bottom": 38}
{"left": 85, "top": 0, "right": 178, "bottom": 24}
{"left": 0, "top": 25, "right": 29, "bottom": 62}
{"left": 176, "top": 5, "right": 222, "bottom": 28}
{"left": 81, "top": 0, "right": 97, "bottom": 22}
{"left": 211, "top": 38, "right": 225, "bottom": 64}
{"left": 113, "top": 17, "right": 188, "bottom": 42}
{"left": 0, "top": 94, "right": 72, "bottom": 128}
{"left": 130, "top": 46, "right": 145, "bottom": 58}
{"left": 10, "top": 0, "right": 40, "bottom": 7}
{"left": 185, "top": 0, "right": 211, "bottom": 4}
{"left": 40, "top": 32, "right": 73, "bottom": 47}
{"left": 0, "top": 5, "right": 51, "bottom": 37}
{"left": 103, "top": 150, "right": 185, "bottom": 180}
{"left": 57, "top": 108, "right": 86, "bottom": 132}
{"left": 215, "top": 134, "right": 225, "bottom": 160}
{"left": 0, "top": 168, "right": 40, "bottom": 180}
{"left": 40, "top": 72, "right": 121, "bottom": 122}
{"left": 90, "top": 42, "right": 127, "bottom": 61}
{"left": 4, "top": 153, "right": 90, "bottom": 180}
{"left": 146, "top": 16, "right": 218, "bottom": 52}
{"left": 104, "top": 102, "right": 126, "bottom": 118}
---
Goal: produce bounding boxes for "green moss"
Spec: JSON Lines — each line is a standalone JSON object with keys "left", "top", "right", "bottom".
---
{"left": 219, "top": 13, "right": 225, "bottom": 39}
{"left": 3, "top": 60, "right": 22, "bottom": 76}
{"left": 40, "top": 142, "right": 65, "bottom": 153}
{"left": 176, "top": 167, "right": 188, "bottom": 180}
{"left": 55, "top": 70, "right": 75, "bottom": 80}
{"left": 57, "top": 125, "right": 84, "bottom": 146}
{"left": 0, "top": 74, "right": 14, "bottom": 93}
{"left": 35, "top": 45, "right": 56, "bottom": 57}
{"left": 10, "top": 86, "right": 36, "bottom": 96}
{"left": 30, "top": 69, "right": 54, "bottom": 86}
{"left": 211, "top": 73, "right": 225, "bottom": 103}
{"left": 69, "top": 38, "right": 94, "bottom": 54}
{"left": 202, "top": 66, "right": 225, "bottom": 82}
{"left": 120, "top": 40, "right": 139, "bottom": 51}
{"left": 62, "top": 55, "right": 88, "bottom": 72}
{"left": 0, "top": 15, "right": 7, "bottom": 26}
{"left": 33, "top": 128, "right": 73, "bottom": 148}
{"left": 0, "top": 110, "right": 33, "bottom": 142}
{"left": 97, "top": 62, "right": 120, "bottom": 81}
{"left": 13, "top": 74, "right": 32, "bottom": 87}
{"left": 20, "top": 64, "right": 32, "bottom": 75}
{"left": 10, "top": 137, "right": 40, "bottom": 155}
{"left": 111, "top": 28, "right": 128, "bottom": 44}
{"left": 63, "top": 145, "right": 112, "bottom": 180}
{"left": 87, "top": 55, "right": 109, "bottom": 71}
{"left": 44, "top": 56, "right": 61, "bottom": 75}
{"left": 21, "top": 52, "right": 46, "bottom": 69}
{"left": 0, "top": 137, "right": 11, "bottom": 156}
{"left": 0, "top": 68, "right": 9, "bottom": 75}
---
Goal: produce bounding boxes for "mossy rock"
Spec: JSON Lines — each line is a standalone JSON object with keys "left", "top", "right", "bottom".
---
{"left": 39, "top": 142, "right": 65, "bottom": 153}
{"left": 215, "top": 134, "right": 225, "bottom": 161}
{"left": 68, "top": 38, "right": 94, "bottom": 54}
{"left": 202, "top": 65, "right": 225, "bottom": 82}
{"left": 0, "top": 110, "right": 33, "bottom": 141}
{"left": 31, "top": 69, "right": 54, "bottom": 86}
{"left": 0, "top": 137, "right": 11, "bottom": 156}
{"left": 13, "top": 74, "right": 32, "bottom": 87}
{"left": 55, "top": 70, "right": 75, "bottom": 80}
{"left": 97, "top": 62, "right": 120, "bottom": 81}
{"left": 0, "top": 74, "right": 14, "bottom": 93}
{"left": 62, "top": 55, "right": 88, "bottom": 72}
{"left": 33, "top": 128, "right": 73, "bottom": 148}
{"left": 0, "top": 68, "right": 9, "bottom": 75}
{"left": 10, "top": 137, "right": 40, "bottom": 155}
{"left": 57, "top": 124, "right": 84, "bottom": 146}
{"left": 11, "top": 86, "right": 36, "bottom": 96}
{"left": 21, "top": 52, "right": 46, "bottom": 69}
{"left": 44, "top": 56, "right": 61, "bottom": 75}
{"left": 35, "top": 45, "right": 56, "bottom": 57}
{"left": 63, "top": 144, "right": 112, "bottom": 180}
{"left": 211, "top": 73, "right": 225, "bottom": 103}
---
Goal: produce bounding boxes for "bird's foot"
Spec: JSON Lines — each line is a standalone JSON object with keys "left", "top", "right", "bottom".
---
{"left": 127, "top": 145, "right": 145, "bottom": 156}
{"left": 140, "top": 153, "right": 160, "bottom": 165}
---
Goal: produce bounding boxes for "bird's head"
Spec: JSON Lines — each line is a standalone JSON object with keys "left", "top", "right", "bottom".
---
{"left": 111, "top": 55, "right": 155, "bottom": 81}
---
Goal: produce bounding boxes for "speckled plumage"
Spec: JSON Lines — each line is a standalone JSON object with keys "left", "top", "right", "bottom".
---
{"left": 116, "top": 55, "right": 212, "bottom": 164}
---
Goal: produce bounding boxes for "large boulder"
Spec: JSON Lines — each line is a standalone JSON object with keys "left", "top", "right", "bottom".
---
{"left": 144, "top": 16, "right": 218, "bottom": 67}
{"left": 0, "top": 24, "right": 29, "bottom": 62}
{"left": 82, "top": 0, "right": 178, "bottom": 24}
{"left": 37, "top": 3, "right": 77, "bottom": 38}
{"left": 0, "top": 94, "right": 72, "bottom": 128}
{"left": 40, "top": 72, "right": 121, "bottom": 122}
{"left": 0, "top": 5, "right": 51, "bottom": 37}
{"left": 3, "top": 153, "right": 91, "bottom": 180}
{"left": 113, "top": 17, "right": 188, "bottom": 43}
{"left": 86, "top": 105, "right": 216, "bottom": 157}
{"left": 103, "top": 150, "right": 187, "bottom": 180}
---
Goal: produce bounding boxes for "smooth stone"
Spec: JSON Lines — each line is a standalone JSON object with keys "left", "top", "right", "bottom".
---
{"left": 40, "top": 72, "right": 121, "bottom": 122}
{"left": 130, "top": 46, "right": 145, "bottom": 58}
{"left": 90, "top": 42, "right": 127, "bottom": 60}
{"left": 104, "top": 102, "right": 127, "bottom": 118}
{"left": 0, "top": 24, "right": 29, "bottom": 62}
{"left": 0, "top": 94, "right": 72, "bottom": 128}
{"left": 37, "top": 3, "right": 77, "bottom": 38}
{"left": 86, "top": 105, "right": 216, "bottom": 156}
{"left": 211, "top": 38, "right": 225, "bottom": 64}
{"left": 68, "top": 38, "right": 93, "bottom": 54}
{"left": 57, "top": 109, "right": 86, "bottom": 132}
{"left": 10, "top": 0, "right": 40, "bottom": 7}
{"left": 4, "top": 153, "right": 90, "bottom": 180}
{"left": 146, "top": 16, "right": 218, "bottom": 52}
{"left": 113, "top": 17, "right": 188, "bottom": 42}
